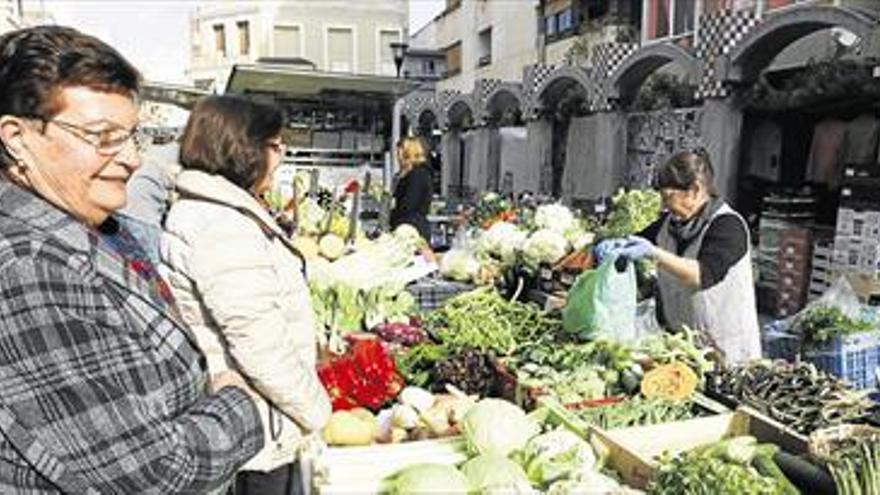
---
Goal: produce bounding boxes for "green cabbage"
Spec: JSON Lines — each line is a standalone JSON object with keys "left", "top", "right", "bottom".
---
{"left": 384, "top": 463, "right": 471, "bottom": 494}
{"left": 462, "top": 399, "right": 540, "bottom": 457}
{"left": 461, "top": 454, "right": 536, "bottom": 494}
{"left": 522, "top": 429, "right": 597, "bottom": 487}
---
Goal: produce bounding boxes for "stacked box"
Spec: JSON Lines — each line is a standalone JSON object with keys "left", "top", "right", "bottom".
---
{"left": 775, "top": 227, "right": 813, "bottom": 317}
{"left": 808, "top": 239, "right": 835, "bottom": 301}
{"left": 834, "top": 206, "right": 880, "bottom": 280}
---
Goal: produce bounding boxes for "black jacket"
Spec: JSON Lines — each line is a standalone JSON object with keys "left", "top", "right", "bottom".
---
{"left": 390, "top": 166, "right": 432, "bottom": 240}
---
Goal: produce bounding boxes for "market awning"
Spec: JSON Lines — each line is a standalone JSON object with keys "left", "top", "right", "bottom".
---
{"left": 225, "top": 64, "right": 419, "bottom": 101}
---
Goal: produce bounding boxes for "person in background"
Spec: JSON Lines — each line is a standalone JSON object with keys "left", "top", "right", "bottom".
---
{"left": 0, "top": 25, "right": 262, "bottom": 493}
{"left": 117, "top": 144, "right": 181, "bottom": 266}
{"left": 599, "top": 150, "right": 761, "bottom": 364}
{"left": 390, "top": 136, "right": 433, "bottom": 242}
{"left": 161, "top": 95, "right": 331, "bottom": 495}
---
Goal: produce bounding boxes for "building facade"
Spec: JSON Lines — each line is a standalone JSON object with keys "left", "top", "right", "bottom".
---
{"left": 422, "top": 0, "right": 540, "bottom": 93}
{"left": 188, "top": 0, "right": 408, "bottom": 91}
{"left": 398, "top": 0, "right": 880, "bottom": 203}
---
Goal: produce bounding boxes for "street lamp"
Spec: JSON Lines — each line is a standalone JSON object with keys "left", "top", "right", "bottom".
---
{"left": 390, "top": 41, "right": 409, "bottom": 78}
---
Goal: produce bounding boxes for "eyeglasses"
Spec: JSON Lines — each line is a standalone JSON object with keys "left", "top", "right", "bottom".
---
{"left": 41, "top": 118, "right": 144, "bottom": 156}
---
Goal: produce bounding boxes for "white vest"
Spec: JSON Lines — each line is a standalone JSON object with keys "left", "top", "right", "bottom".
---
{"left": 656, "top": 202, "right": 762, "bottom": 364}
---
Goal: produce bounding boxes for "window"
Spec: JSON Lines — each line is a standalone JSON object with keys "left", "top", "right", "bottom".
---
{"left": 327, "top": 27, "right": 354, "bottom": 73}
{"left": 645, "top": 0, "right": 695, "bottom": 41}
{"left": 273, "top": 25, "right": 302, "bottom": 57}
{"left": 445, "top": 41, "right": 461, "bottom": 76}
{"left": 557, "top": 8, "right": 574, "bottom": 32}
{"left": 379, "top": 29, "right": 400, "bottom": 75}
{"left": 545, "top": 15, "right": 557, "bottom": 36}
{"left": 237, "top": 21, "right": 249, "bottom": 56}
{"left": 426, "top": 59, "right": 435, "bottom": 73}
{"left": 213, "top": 24, "right": 226, "bottom": 57}
{"left": 477, "top": 27, "right": 491, "bottom": 67}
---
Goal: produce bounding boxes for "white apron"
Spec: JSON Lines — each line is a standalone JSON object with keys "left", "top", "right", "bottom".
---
{"left": 656, "top": 202, "right": 762, "bottom": 364}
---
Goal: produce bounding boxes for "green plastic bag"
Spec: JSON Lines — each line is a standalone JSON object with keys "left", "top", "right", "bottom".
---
{"left": 562, "top": 255, "right": 637, "bottom": 341}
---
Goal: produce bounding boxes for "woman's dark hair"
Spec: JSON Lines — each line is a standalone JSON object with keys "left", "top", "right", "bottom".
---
{"left": 654, "top": 148, "right": 716, "bottom": 195}
{"left": 179, "top": 95, "right": 284, "bottom": 190}
{"left": 0, "top": 25, "right": 141, "bottom": 168}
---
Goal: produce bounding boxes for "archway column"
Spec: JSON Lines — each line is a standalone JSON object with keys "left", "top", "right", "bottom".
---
{"left": 526, "top": 116, "right": 553, "bottom": 195}
{"left": 700, "top": 97, "right": 743, "bottom": 204}
{"left": 440, "top": 129, "right": 460, "bottom": 198}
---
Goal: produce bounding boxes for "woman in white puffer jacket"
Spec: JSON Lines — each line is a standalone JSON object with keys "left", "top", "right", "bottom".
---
{"left": 160, "top": 96, "right": 331, "bottom": 495}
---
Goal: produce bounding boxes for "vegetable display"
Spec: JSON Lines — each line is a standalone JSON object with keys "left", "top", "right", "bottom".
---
{"left": 461, "top": 454, "right": 534, "bottom": 494}
{"left": 569, "top": 397, "right": 697, "bottom": 430}
{"left": 650, "top": 436, "right": 799, "bottom": 495}
{"left": 317, "top": 340, "right": 404, "bottom": 411}
{"left": 792, "top": 305, "right": 874, "bottom": 347}
{"left": 707, "top": 361, "right": 873, "bottom": 434}
{"left": 827, "top": 438, "right": 880, "bottom": 495}
{"left": 425, "top": 287, "right": 560, "bottom": 356}
{"left": 599, "top": 189, "right": 662, "bottom": 239}
{"left": 383, "top": 463, "right": 471, "bottom": 494}
{"left": 640, "top": 362, "right": 699, "bottom": 401}
{"left": 433, "top": 347, "right": 499, "bottom": 397}
{"left": 461, "top": 398, "right": 540, "bottom": 457}
{"left": 506, "top": 338, "right": 642, "bottom": 404}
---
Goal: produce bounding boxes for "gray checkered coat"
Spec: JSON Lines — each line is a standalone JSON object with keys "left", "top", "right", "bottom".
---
{"left": 0, "top": 180, "right": 263, "bottom": 494}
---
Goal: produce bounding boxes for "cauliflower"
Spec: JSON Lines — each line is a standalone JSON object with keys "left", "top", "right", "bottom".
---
{"left": 477, "top": 222, "right": 527, "bottom": 263}
{"left": 319, "top": 234, "right": 346, "bottom": 260}
{"left": 440, "top": 249, "right": 480, "bottom": 282}
{"left": 522, "top": 229, "right": 570, "bottom": 266}
{"left": 393, "top": 224, "right": 426, "bottom": 251}
{"left": 535, "top": 203, "right": 575, "bottom": 233}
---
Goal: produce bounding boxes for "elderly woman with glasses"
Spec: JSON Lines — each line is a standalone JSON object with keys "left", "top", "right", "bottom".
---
{"left": 598, "top": 150, "right": 761, "bottom": 364}
{"left": 160, "top": 95, "right": 331, "bottom": 495}
{"left": 0, "top": 26, "right": 263, "bottom": 493}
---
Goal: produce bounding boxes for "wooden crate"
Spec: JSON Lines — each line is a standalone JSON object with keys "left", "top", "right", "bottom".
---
{"left": 589, "top": 406, "right": 809, "bottom": 490}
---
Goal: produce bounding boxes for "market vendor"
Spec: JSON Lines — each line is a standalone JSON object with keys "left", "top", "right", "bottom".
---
{"left": 602, "top": 150, "right": 761, "bottom": 364}
{"left": 390, "top": 136, "right": 433, "bottom": 242}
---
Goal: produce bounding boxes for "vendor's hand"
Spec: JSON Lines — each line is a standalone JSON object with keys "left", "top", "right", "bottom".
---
{"left": 593, "top": 238, "right": 627, "bottom": 264}
{"left": 617, "top": 236, "right": 655, "bottom": 261}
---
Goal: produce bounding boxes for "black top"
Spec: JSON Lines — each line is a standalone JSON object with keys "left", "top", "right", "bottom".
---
{"left": 641, "top": 213, "right": 748, "bottom": 290}
{"left": 390, "top": 166, "right": 433, "bottom": 241}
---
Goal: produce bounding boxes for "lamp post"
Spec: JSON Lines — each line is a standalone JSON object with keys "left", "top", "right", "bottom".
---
{"left": 389, "top": 41, "right": 408, "bottom": 78}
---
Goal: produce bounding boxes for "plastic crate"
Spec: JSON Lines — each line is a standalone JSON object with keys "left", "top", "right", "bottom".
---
{"left": 802, "top": 331, "right": 880, "bottom": 390}
{"left": 405, "top": 277, "right": 473, "bottom": 312}
{"left": 762, "top": 330, "right": 801, "bottom": 362}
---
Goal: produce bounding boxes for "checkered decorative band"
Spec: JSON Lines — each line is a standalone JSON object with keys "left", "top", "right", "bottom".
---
{"left": 696, "top": 7, "right": 761, "bottom": 99}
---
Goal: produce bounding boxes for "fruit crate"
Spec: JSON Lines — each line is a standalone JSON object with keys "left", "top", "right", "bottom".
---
{"left": 802, "top": 330, "right": 880, "bottom": 390}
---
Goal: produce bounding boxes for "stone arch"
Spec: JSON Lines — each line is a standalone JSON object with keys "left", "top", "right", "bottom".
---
{"left": 607, "top": 43, "right": 701, "bottom": 105}
{"left": 718, "top": 6, "right": 879, "bottom": 83}
{"left": 445, "top": 94, "right": 477, "bottom": 129}
{"left": 534, "top": 66, "right": 597, "bottom": 111}
{"left": 483, "top": 84, "right": 525, "bottom": 125}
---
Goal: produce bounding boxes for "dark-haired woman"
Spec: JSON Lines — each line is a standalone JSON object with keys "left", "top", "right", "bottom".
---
{"left": 602, "top": 150, "right": 760, "bottom": 364}
{"left": 160, "top": 96, "right": 331, "bottom": 495}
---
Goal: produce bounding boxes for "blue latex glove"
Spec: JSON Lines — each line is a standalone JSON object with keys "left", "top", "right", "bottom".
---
{"left": 594, "top": 238, "right": 627, "bottom": 265}
{"left": 617, "top": 235, "right": 655, "bottom": 261}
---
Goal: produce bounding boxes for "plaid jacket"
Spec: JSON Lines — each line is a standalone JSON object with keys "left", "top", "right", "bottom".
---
{"left": 0, "top": 180, "right": 264, "bottom": 494}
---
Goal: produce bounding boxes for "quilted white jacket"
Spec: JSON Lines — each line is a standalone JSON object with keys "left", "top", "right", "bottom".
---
{"left": 160, "top": 169, "right": 331, "bottom": 472}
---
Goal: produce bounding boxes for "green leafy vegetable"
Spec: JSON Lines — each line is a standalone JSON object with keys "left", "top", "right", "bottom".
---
{"left": 462, "top": 399, "right": 539, "bottom": 457}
